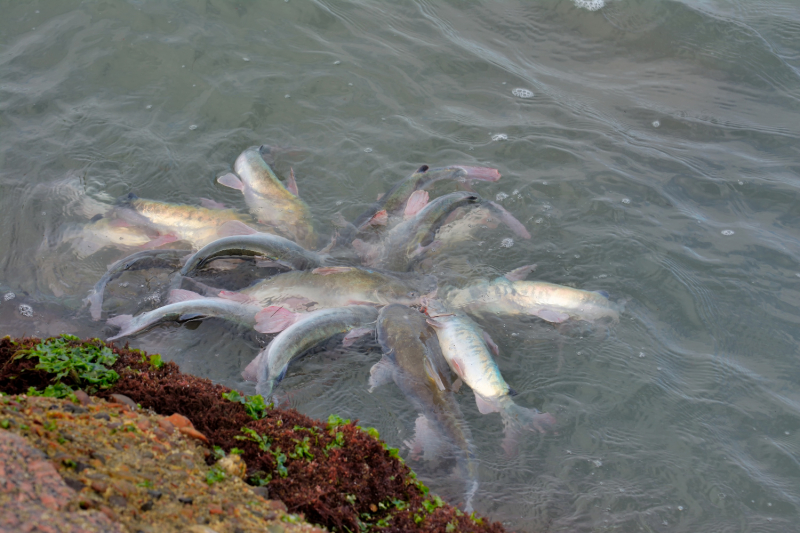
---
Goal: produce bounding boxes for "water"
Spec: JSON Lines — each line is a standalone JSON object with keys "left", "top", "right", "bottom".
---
{"left": 2, "top": 0, "right": 800, "bottom": 530}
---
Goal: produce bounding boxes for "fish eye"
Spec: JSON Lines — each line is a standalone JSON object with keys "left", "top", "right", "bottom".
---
{"left": 408, "top": 291, "right": 418, "bottom": 298}
{"left": 416, "top": 165, "right": 429, "bottom": 174}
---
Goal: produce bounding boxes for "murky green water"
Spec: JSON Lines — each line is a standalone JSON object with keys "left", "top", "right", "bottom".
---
{"left": 3, "top": 0, "right": 800, "bottom": 530}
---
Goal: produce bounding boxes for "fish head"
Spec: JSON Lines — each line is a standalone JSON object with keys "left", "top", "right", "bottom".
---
{"left": 419, "top": 165, "right": 501, "bottom": 184}
{"left": 419, "top": 297, "right": 453, "bottom": 319}
{"left": 233, "top": 146, "right": 285, "bottom": 196}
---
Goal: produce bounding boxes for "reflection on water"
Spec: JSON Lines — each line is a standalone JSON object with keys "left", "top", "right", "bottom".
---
{"left": 2, "top": 0, "right": 800, "bottom": 530}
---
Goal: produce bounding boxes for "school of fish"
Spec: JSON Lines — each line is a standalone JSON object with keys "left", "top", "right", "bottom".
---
{"left": 71, "top": 144, "right": 623, "bottom": 512}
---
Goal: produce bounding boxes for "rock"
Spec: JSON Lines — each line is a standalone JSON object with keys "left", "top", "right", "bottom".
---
{"left": 216, "top": 454, "right": 246, "bottom": 479}
{"left": 110, "top": 394, "right": 137, "bottom": 411}
{"left": 165, "top": 413, "right": 193, "bottom": 429}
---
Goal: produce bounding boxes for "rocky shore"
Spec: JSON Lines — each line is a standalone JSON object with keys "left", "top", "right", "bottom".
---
{"left": 0, "top": 335, "right": 509, "bottom": 533}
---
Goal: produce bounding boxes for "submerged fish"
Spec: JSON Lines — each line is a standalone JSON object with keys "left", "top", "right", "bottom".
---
{"left": 218, "top": 265, "right": 434, "bottom": 311}
{"left": 106, "top": 290, "right": 262, "bottom": 341}
{"left": 354, "top": 192, "right": 481, "bottom": 271}
{"left": 54, "top": 216, "right": 181, "bottom": 260}
{"left": 371, "top": 304, "right": 479, "bottom": 511}
{"left": 180, "top": 233, "right": 326, "bottom": 277}
{"left": 245, "top": 305, "right": 379, "bottom": 398}
{"left": 113, "top": 194, "right": 259, "bottom": 249}
{"left": 446, "top": 271, "right": 621, "bottom": 324}
{"left": 422, "top": 298, "right": 555, "bottom": 453}
{"left": 85, "top": 248, "right": 191, "bottom": 321}
{"left": 348, "top": 164, "right": 501, "bottom": 235}
{"left": 218, "top": 146, "right": 317, "bottom": 249}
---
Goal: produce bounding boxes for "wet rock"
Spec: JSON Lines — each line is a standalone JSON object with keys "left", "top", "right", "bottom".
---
{"left": 110, "top": 393, "right": 137, "bottom": 411}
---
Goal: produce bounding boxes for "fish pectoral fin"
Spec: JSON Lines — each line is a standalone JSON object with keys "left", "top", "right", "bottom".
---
{"left": 403, "top": 190, "right": 430, "bottom": 219}
{"left": 200, "top": 197, "right": 227, "bottom": 209}
{"left": 481, "top": 329, "right": 500, "bottom": 357}
{"left": 505, "top": 263, "right": 537, "bottom": 282}
{"left": 217, "top": 220, "right": 258, "bottom": 238}
{"left": 141, "top": 234, "right": 179, "bottom": 249}
{"left": 286, "top": 167, "right": 299, "bottom": 197}
{"left": 475, "top": 394, "right": 500, "bottom": 414}
{"left": 254, "top": 306, "right": 301, "bottom": 334}
{"left": 423, "top": 357, "right": 447, "bottom": 391}
{"left": 365, "top": 209, "right": 388, "bottom": 227}
{"left": 368, "top": 356, "right": 395, "bottom": 392}
{"left": 532, "top": 307, "right": 570, "bottom": 323}
{"left": 451, "top": 378, "right": 463, "bottom": 393}
{"left": 342, "top": 326, "right": 373, "bottom": 347}
{"left": 217, "top": 172, "right": 245, "bottom": 191}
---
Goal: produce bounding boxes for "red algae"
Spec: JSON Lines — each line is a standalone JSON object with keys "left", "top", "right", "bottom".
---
{"left": 0, "top": 336, "right": 509, "bottom": 533}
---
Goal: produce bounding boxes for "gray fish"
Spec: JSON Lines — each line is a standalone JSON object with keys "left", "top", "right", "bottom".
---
{"left": 180, "top": 233, "right": 326, "bottom": 277}
{"left": 245, "top": 305, "right": 379, "bottom": 398}
{"left": 106, "top": 290, "right": 263, "bottom": 341}
{"left": 371, "top": 304, "right": 479, "bottom": 512}
{"left": 85, "top": 248, "right": 191, "bottom": 321}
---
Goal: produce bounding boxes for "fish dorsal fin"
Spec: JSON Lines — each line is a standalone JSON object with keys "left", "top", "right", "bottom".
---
{"left": 286, "top": 167, "right": 299, "bottom": 197}
{"left": 482, "top": 329, "right": 500, "bottom": 357}
{"left": 475, "top": 393, "right": 499, "bottom": 414}
{"left": 168, "top": 289, "right": 205, "bottom": 304}
{"left": 404, "top": 190, "right": 430, "bottom": 219}
{"left": 365, "top": 209, "right": 388, "bottom": 227}
{"left": 343, "top": 326, "right": 372, "bottom": 347}
{"left": 505, "top": 264, "right": 536, "bottom": 282}
{"left": 312, "top": 266, "right": 355, "bottom": 275}
{"left": 593, "top": 289, "right": 610, "bottom": 299}
{"left": 368, "top": 356, "right": 395, "bottom": 392}
{"left": 217, "top": 172, "right": 245, "bottom": 191}
{"left": 217, "top": 220, "right": 258, "bottom": 238}
{"left": 254, "top": 306, "right": 301, "bottom": 334}
{"left": 423, "top": 356, "right": 446, "bottom": 391}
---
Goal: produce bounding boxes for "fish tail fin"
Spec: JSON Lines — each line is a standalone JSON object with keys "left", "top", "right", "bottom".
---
{"left": 106, "top": 314, "right": 134, "bottom": 341}
{"left": 254, "top": 306, "right": 301, "bottom": 333}
{"left": 84, "top": 290, "right": 103, "bottom": 321}
{"left": 499, "top": 400, "right": 556, "bottom": 456}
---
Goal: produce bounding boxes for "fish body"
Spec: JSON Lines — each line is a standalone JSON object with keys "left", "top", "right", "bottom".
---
{"left": 349, "top": 164, "right": 501, "bottom": 235}
{"left": 358, "top": 192, "right": 481, "bottom": 271}
{"left": 446, "top": 277, "right": 621, "bottom": 324}
{"left": 251, "top": 305, "right": 379, "bottom": 397}
{"left": 422, "top": 298, "right": 555, "bottom": 447}
{"left": 373, "top": 304, "right": 479, "bottom": 511}
{"left": 85, "top": 248, "right": 191, "bottom": 321}
{"left": 115, "top": 195, "right": 256, "bottom": 249}
{"left": 58, "top": 218, "right": 157, "bottom": 259}
{"left": 222, "top": 146, "right": 317, "bottom": 249}
{"left": 234, "top": 266, "right": 433, "bottom": 310}
{"left": 106, "top": 296, "right": 262, "bottom": 341}
{"left": 180, "top": 233, "right": 325, "bottom": 276}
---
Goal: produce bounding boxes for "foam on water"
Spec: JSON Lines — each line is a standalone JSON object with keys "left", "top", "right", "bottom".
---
{"left": 574, "top": 0, "right": 605, "bottom": 11}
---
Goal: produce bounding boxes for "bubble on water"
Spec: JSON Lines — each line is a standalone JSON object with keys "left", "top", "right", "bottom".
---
{"left": 335, "top": 200, "right": 343, "bottom": 206}
{"left": 146, "top": 104, "right": 152, "bottom": 109}
{"left": 243, "top": 57, "right": 250, "bottom": 62}
{"left": 18, "top": 304, "right": 33, "bottom": 317}
{"left": 662, "top": 521, "right": 668, "bottom": 526}
{"left": 285, "top": 94, "right": 290, "bottom": 98}
{"left": 738, "top": 180, "right": 744, "bottom": 185}
{"left": 619, "top": 488, "right": 625, "bottom": 493}
{"left": 3, "top": 292, "right": 15, "bottom": 301}
{"left": 35, "top": 9, "right": 40, "bottom": 13}
{"left": 189, "top": 124, "right": 198, "bottom": 130}
{"left": 512, "top": 189, "right": 520, "bottom": 196}
{"left": 192, "top": 84, "right": 196, "bottom": 87}
{"left": 364, "top": 148, "right": 372, "bottom": 153}
{"left": 678, "top": 506, "right": 684, "bottom": 511}
{"left": 574, "top": 0, "right": 605, "bottom": 10}
{"left": 502, "top": 82, "right": 506, "bottom": 85}
{"left": 181, "top": 64, "right": 185, "bottom": 68}
{"left": 500, "top": 238, "right": 514, "bottom": 248}
{"left": 348, "top": 82, "right": 353, "bottom": 86}
{"left": 621, "top": 198, "right": 630, "bottom": 204}
{"left": 144, "top": 293, "right": 161, "bottom": 304}
{"left": 652, "top": 120, "right": 660, "bottom": 128}
{"left": 566, "top": 450, "right": 573, "bottom": 455}
{"left": 535, "top": 218, "right": 543, "bottom": 224}
{"left": 333, "top": 60, "right": 341, "bottom": 65}
{"left": 119, "top": 282, "right": 129, "bottom": 288}
{"left": 598, "top": 274, "right": 608, "bottom": 279}
{"left": 592, "top": 459, "right": 602, "bottom": 467}
{"left": 495, "top": 192, "right": 509, "bottom": 201}
{"left": 491, "top": 133, "right": 508, "bottom": 141}
{"left": 541, "top": 181, "right": 548, "bottom": 185}
{"left": 768, "top": 502, "right": 772, "bottom": 506}
{"left": 721, "top": 229, "right": 734, "bottom": 236}
{"left": 511, "top": 332, "right": 519, "bottom": 337}
{"left": 657, "top": 366, "right": 662, "bottom": 370}
{"left": 512, "top": 88, "right": 534, "bottom": 98}
{"left": 639, "top": 352, "right": 645, "bottom": 358}
{"left": 574, "top": 254, "right": 580, "bottom": 259}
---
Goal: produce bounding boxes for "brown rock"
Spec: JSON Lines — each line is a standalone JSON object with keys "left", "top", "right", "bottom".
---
{"left": 165, "top": 413, "right": 193, "bottom": 429}
{"left": 157, "top": 418, "right": 175, "bottom": 434}
{"left": 73, "top": 390, "right": 91, "bottom": 406}
{"left": 179, "top": 426, "right": 208, "bottom": 443}
{"left": 110, "top": 393, "right": 138, "bottom": 411}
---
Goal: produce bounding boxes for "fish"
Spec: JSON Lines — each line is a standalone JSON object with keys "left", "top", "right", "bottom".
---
{"left": 422, "top": 298, "right": 555, "bottom": 454}
{"left": 347, "top": 164, "right": 501, "bottom": 237}
{"left": 353, "top": 191, "right": 482, "bottom": 271}
{"left": 245, "top": 305, "right": 379, "bottom": 398}
{"left": 371, "top": 304, "right": 479, "bottom": 511}
{"left": 112, "top": 194, "right": 260, "bottom": 249}
{"left": 218, "top": 146, "right": 318, "bottom": 249}
{"left": 106, "top": 289, "right": 263, "bottom": 341}
{"left": 445, "top": 268, "right": 621, "bottom": 324}
{"left": 216, "top": 265, "right": 434, "bottom": 311}
{"left": 84, "top": 248, "right": 191, "bottom": 321}
{"left": 179, "top": 232, "right": 327, "bottom": 277}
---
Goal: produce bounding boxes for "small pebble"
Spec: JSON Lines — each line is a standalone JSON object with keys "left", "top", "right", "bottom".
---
{"left": 178, "top": 496, "right": 194, "bottom": 504}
